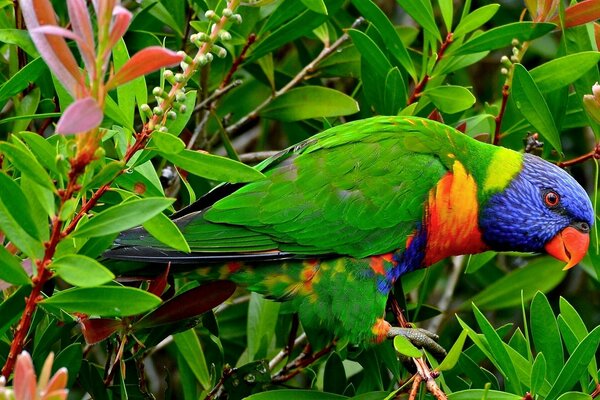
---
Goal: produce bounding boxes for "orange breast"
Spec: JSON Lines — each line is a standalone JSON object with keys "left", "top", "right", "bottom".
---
{"left": 423, "top": 160, "right": 488, "bottom": 265}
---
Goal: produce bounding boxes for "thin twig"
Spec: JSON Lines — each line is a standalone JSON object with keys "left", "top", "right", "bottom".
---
{"left": 224, "top": 17, "right": 364, "bottom": 137}
{"left": 239, "top": 150, "right": 280, "bottom": 163}
{"left": 407, "top": 33, "right": 453, "bottom": 105}
{"left": 494, "top": 84, "right": 510, "bottom": 145}
{"left": 220, "top": 33, "right": 256, "bottom": 89}
{"left": 268, "top": 332, "right": 307, "bottom": 371}
{"left": 425, "top": 255, "right": 464, "bottom": 333}
{"left": 557, "top": 143, "right": 600, "bottom": 168}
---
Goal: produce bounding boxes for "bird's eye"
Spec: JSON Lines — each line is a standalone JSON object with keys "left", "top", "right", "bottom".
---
{"left": 544, "top": 190, "right": 560, "bottom": 207}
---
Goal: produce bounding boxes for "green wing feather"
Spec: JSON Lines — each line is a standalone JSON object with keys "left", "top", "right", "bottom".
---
{"left": 115, "top": 116, "right": 494, "bottom": 258}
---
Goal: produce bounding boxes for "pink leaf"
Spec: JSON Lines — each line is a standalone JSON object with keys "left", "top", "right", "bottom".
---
{"left": 55, "top": 97, "right": 103, "bottom": 134}
{"left": 108, "top": 6, "right": 132, "bottom": 50}
{"left": 14, "top": 352, "right": 37, "bottom": 400}
{"left": 106, "top": 47, "right": 183, "bottom": 90}
{"left": 67, "top": 0, "right": 96, "bottom": 76}
{"left": 42, "top": 368, "right": 68, "bottom": 398}
{"left": 19, "top": 0, "right": 86, "bottom": 97}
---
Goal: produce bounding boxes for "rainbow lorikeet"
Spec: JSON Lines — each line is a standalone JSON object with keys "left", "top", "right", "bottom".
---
{"left": 106, "top": 116, "right": 594, "bottom": 346}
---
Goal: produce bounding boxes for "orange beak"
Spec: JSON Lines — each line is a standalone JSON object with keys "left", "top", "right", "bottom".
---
{"left": 544, "top": 226, "right": 590, "bottom": 270}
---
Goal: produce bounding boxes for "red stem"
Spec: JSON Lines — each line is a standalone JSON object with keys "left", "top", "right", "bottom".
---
{"left": 1, "top": 126, "right": 153, "bottom": 379}
{"left": 494, "top": 84, "right": 510, "bottom": 146}
{"left": 220, "top": 33, "right": 256, "bottom": 90}
{"left": 407, "top": 33, "right": 453, "bottom": 105}
{"left": 556, "top": 143, "right": 600, "bottom": 168}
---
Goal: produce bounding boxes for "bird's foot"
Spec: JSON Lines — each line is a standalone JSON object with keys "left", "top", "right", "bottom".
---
{"left": 387, "top": 326, "right": 447, "bottom": 358}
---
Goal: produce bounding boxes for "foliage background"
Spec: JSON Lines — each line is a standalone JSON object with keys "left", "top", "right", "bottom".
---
{"left": 0, "top": 0, "right": 599, "bottom": 399}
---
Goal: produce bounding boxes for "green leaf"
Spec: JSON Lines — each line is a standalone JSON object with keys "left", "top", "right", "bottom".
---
{"left": 466, "top": 257, "right": 566, "bottom": 310}
{"left": 142, "top": 212, "right": 190, "bottom": 253}
{"left": 71, "top": 198, "right": 174, "bottom": 238}
{"left": 556, "top": 393, "right": 592, "bottom": 400}
{"left": 529, "top": 52, "right": 600, "bottom": 93}
{"left": 0, "top": 180, "right": 45, "bottom": 259}
{"left": 396, "top": 0, "right": 441, "bottom": 41}
{"left": 0, "top": 245, "right": 31, "bottom": 285}
{"left": 472, "top": 304, "right": 522, "bottom": 394}
{"left": 453, "top": 22, "right": 555, "bottom": 55}
{"left": 348, "top": 29, "right": 393, "bottom": 113}
{"left": 465, "top": 251, "right": 496, "bottom": 274}
{"left": 165, "top": 90, "right": 196, "bottom": 136}
{"left": 245, "top": 390, "right": 348, "bottom": 400}
{"left": 383, "top": 67, "right": 407, "bottom": 115}
{"left": 300, "top": 0, "right": 327, "bottom": 14}
{"left": 0, "top": 29, "right": 37, "bottom": 56}
{"left": 323, "top": 352, "right": 346, "bottom": 394}
{"left": 438, "top": 330, "right": 468, "bottom": 371}
{"left": 0, "top": 57, "right": 46, "bottom": 103}
{"left": 531, "top": 292, "right": 563, "bottom": 381}
{"left": 40, "top": 286, "right": 161, "bottom": 317}
{"left": 160, "top": 149, "right": 265, "bottom": 183}
{"left": 530, "top": 353, "right": 547, "bottom": 396}
{"left": 247, "top": 293, "right": 280, "bottom": 361}
{"left": 545, "top": 326, "right": 600, "bottom": 400}
{"left": 0, "top": 142, "right": 56, "bottom": 191}
{"left": 149, "top": 131, "right": 185, "bottom": 154}
{"left": 173, "top": 329, "right": 211, "bottom": 390}
{"left": 139, "top": 0, "right": 183, "bottom": 36}
{"left": 454, "top": 4, "right": 500, "bottom": 38}
{"left": 393, "top": 335, "right": 423, "bottom": 358}
{"left": 18, "top": 132, "right": 59, "bottom": 174}
{"left": 447, "top": 390, "right": 522, "bottom": 400}
{"left": 512, "top": 64, "right": 562, "bottom": 153}
{"left": 438, "top": 0, "right": 453, "bottom": 33}
{"left": 350, "top": 0, "right": 416, "bottom": 78}
{"left": 51, "top": 255, "right": 115, "bottom": 287}
{"left": 260, "top": 87, "right": 359, "bottom": 121}
{"left": 113, "top": 39, "right": 135, "bottom": 128}
{"left": 0, "top": 286, "right": 31, "bottom": 338}
{"left": 423, "top": 85, "right": 476, "bottom": 114}
{"left": 0, "top": 172, "right": 42, "bottom": 240}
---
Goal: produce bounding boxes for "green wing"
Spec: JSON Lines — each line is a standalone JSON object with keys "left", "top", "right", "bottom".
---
{"left": 111, "top": 116, "right": 476, "bottom": 260}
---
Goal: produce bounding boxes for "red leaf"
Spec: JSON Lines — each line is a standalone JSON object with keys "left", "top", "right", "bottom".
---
{"left": 79, "top": 318, "right": 122, "bottom": 344}
{"left": 56, "top": 97, "right": 103, "bottom": 134}
{"left": 551, "top": 0, "right": 600, "bottom": 28}
{"left": 14, "top": 352, "right": 37, "bottom": 400}
{"left": 147, "top": 264, "right": 170, "bottom": 297}
{"left": 135, "top": 280, "right": 236, "bottom": 329}
{"left": 106, "top": 47, "right": 183, "bottom": 90}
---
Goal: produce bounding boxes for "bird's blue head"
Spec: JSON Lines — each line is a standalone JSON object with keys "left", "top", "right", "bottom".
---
{"left": 480, "top": 153, "right": 594, "bottom": 269}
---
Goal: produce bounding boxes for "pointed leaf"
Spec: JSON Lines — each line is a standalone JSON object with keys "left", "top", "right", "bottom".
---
{"left": 79, "top": 318, "right": 121, "bottom": 345}
{"left": 530, "top": 353, "right": 547, "bottom": 396}
{"left": 136, "top": 281, "right": 236, "bottom": 329}
{"left": 173, "top": 329, "right": 211, "bottom": 390}
{"left": 150, "top": 131, "right": 185, "bottom": 154}
{"left": 472, "top": 304, "right": 522, "bottom": 394}
{"left": 260, "top": 86, "right": 359, "bottom": 121}
{"left": 383, "top": 67, "right": 407, "bottom": 115}
{"left": 396, "top": 0, "right": 441, "bottom": 41}
{"left": 453, "top": 22, "right": 555, "bottom": 55}
{"left": 545, "top": 326, "right": 600, "bottom": 400}
{"left": 454, "top": 4, "right": 500, "bottom": 38}
{"left": 0, "top": 142, "right": 55, "bottom": 191}
{"left": 0, "top": 57, "right": 46, "bottom": 103}
{"left": 0, "top": 246, "right": 31, "bottom": 285}
{"left": 350, "top": 0, "right": 416, "bottom": 78}
{"left": 529, "top": 52, "right": 600, "bottom": 93}
{"left": 393, "top": 335, "right": 423, "bottom": 358}
{"left": 160, "top": 149, "right": 265, "bottom": 183}
{"left": 447, "top": 390, "right": 522, "bottom": 400}
{"left": 71, "top": 198, "right": 174, "bottom": 238}
{"left": 438, "top": 330, "right": 468, "bottom": 371}
{"left": 552, "top": 0, "right": 600, "bottom": 28}
{"left": 512, "top": 64, "right": 562, "bottom": 153}
{"left": 142, "top": 212, "right": 190, "bottom": 252}
{"left": 56, "top": 97, "right": 103, "bottom": 134}
{"left": 51, "top": 255, "right": 115, "bottom": 287}
{"left": 106, "top": 47, "right": 183, "bottom": 90}
{"left": 531, "top": 292, "right": 563, "bottom": 381}
{"left": 41, "top": 286, "right": 161, "bottom": 316}
{"left": 300, "top": 0, "right": 327, "bottom": 14}
{"left": 465, "top": 258, "right": 566, "bottom": 310}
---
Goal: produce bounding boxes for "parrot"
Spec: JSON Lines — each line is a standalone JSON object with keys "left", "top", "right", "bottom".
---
{"left": 105, "top": 116, "right": 594, "bottom": 348}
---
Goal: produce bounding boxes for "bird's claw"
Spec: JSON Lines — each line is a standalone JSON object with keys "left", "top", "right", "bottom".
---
{"left": 387, "top": 327, "right": 447, "bottom": 358}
